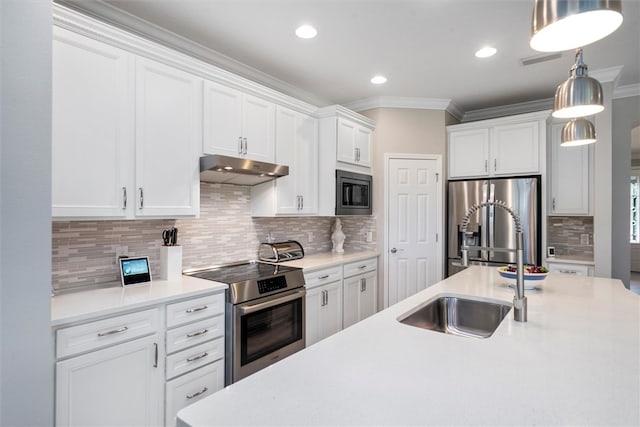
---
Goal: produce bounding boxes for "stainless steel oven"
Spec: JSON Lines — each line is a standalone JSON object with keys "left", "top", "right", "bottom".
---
{"left": 336, "top": 169, "right": 372, "bottom": 215}
{"left": 185, "top": 262, "right": 305, "bottom": 385}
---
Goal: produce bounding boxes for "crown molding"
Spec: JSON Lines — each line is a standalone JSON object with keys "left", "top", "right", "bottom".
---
{"left": 342, "top": 96, "right": 463, "bottom": 120}
{"left": 461, "top": 98, "right": 553, "bottom": 123}
{"left": 54, "top": 0, "right": 330, "bottom": 108}
{"left": 591, "top": 65, "right": 623, "bottom": 84}
{"left": 315, "top": 105, "right": 376, "bottom": 129}
{"left": 614, "top": 84, "right": 640, "bottom": 99}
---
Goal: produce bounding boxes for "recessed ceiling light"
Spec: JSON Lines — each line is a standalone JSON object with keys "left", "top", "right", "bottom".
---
{"left": 370, "top": 75, "right": 387, "bottom": 85}
{"left": 295, "top": 25, "right": 317, "bottom": 39}
{"left": 475, "top": 46, "right": 497, "bottom": 58}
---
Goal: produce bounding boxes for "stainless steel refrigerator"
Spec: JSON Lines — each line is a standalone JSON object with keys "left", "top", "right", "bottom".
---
{"left": 447, "top": 176, "right": 541, "bottom": 276}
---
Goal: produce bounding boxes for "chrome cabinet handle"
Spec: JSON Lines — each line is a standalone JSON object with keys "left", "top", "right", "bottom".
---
{"left": 153, "top": 342, "right": 158, "bottom": 368}
{"left": 185, "top": 305, "right": 208, "bottom": 314}
{"left": 320, "top": 290, "right": 325, "bottom": 306}
{"left": 97, "top": 326, "right": 128, "bottom": 337}
{"left": 122, "top": 187, "right": 127, "bottom": 210}
{"left": 485, "top": 160, "right": 488, "bottom": 172}
{"left": 300, "top": 195, "right": 304, "bottom": 210}
{"left": 318, "top": 274, "right": 329, "bottom": 280}
{"left": 358, "top": 265, "right": 367, "bottom": 270}
{"left": 559, "top": 270, "right": 578, "bottom": 275}
{"left": 186, "top": 328, "right": 209, "bottom": 338}
{"left": 138, "top": 187, "right": 143, "bottom": 209}
{"left": 390, "top": 248, "right": 397, "bottom": 254}
{"left": 494, "top": 158, "right": 497, "bottom": 171}
{"left": 186, "top": 387, "right": 208, "bottom": 400}
{"left": 240, "top": 290, "right": 305, "bottom": 315}
{"left": 243, "top": 137, "right": 248, "bottom": 155}
{"left": 238, "top": 137, "right": 243, "bottom": 154}
{"left": 360, "top": 278, "right": 366, "bottom": 292}
{"left": 552, "top": 197, "right": 556, "bottom": 211}
{"left": 186, "top": 352, "right": 209, "bottom": 363}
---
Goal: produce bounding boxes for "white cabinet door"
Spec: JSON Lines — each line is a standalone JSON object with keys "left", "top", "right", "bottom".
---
{"left": 273, "top": 107, "right": 299, "bottom": 214}
{"left": 343, "top": 271, "right": 377, "bottom": 329}
{"left": 547, "top": 262, "right": 592, "bottom": 276}
{"left": 55, "top": 334, "right": 163, "bottom": 427}
{"left": 492, "top": 122, "right": 539, "bottom": 175}
{"left": 355, "top": 126, "right": 372, "bottom": 167}
{"left": 135, "top": 57, "right": 201, "bottom": 217}
{"left": 52, "top": 27, "right": 134, "bottom": 218}
{"left": 448, "top": 129, "right": 490, "bottom": 178}
{"left": 202, "top": 80, "right": 243, "bottom": 157}
{"left": 549, "top": 123, "right": 591, "bottom": 215}
{"left": 243, "top": 94, "right": 275, "bottom": 162}
{"left": 337, "top": 118, "right": 371, "bottom": 167}
{"left": 305, "top": 280, "right": 343, "bottom": 347}
{"left": 297, "top": 113, "right": 319, "bottom": 213}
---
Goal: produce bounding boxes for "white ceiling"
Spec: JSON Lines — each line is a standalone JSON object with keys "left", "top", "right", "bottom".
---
{"left": 67, "top": 0, "right": 639, "bottom": 114}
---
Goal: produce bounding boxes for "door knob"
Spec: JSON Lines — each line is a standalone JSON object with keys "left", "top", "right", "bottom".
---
{"left": 390, "top": 248, "right": 397, "bottom": 254}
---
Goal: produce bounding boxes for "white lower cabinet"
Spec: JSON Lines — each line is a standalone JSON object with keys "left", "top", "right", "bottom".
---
{"left": 343, "top": 271, "right": 377, "bottom": 328}
{"left": 54, "top": 291, "right": 225, "bottom": 427}
{"left": 305, "top": 280, "right": 343, "bottom": 346}
{"left": 55, "top": 328, "right": 163, "bottom": 426}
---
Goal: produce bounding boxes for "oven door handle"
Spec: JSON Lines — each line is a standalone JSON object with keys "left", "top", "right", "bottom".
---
{"left": 239, "top": 289, "right": 306, "bottom": 315}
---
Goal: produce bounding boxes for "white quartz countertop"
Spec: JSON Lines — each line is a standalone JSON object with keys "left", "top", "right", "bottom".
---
{"left": 51, "top": 276, "right": 227, "bottom": 327}
{"left": 178, "top": 266, "right": 640, "bottom": 426}
{"left": 275, "top": 250, "right": 379, "bottom": 271}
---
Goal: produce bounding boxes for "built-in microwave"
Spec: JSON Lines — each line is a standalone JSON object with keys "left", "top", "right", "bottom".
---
{"left": 336, "top": 170, "right": 372, "bottom": 215}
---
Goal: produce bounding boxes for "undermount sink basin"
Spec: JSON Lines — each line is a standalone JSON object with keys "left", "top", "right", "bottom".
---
{"left": 398, "top": 294, "right": 512, "bottom": 339}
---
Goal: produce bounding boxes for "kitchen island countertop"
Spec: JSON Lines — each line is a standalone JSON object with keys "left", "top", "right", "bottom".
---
{"left": 178, "top": 266, "right": 640, "bottom": 426}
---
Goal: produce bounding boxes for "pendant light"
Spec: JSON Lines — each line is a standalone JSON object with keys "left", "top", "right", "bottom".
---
{"left": 561, "top": 118, "right": 596, "bottom": 146}
{"left": 530, "top": 0, "right": 623, "bottom": 52}
{"left": 552, "top": 48, "right": 603, "bottom": 119}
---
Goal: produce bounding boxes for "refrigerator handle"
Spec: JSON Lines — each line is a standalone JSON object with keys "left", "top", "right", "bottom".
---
{"left": 488, "top": 183, "right": 495, "bottom": 255}
{"left": 481, "top": 182, "right": 489, "bottom": 261}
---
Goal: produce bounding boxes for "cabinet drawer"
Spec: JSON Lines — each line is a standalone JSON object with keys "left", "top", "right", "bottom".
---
{"left": 304, "top": 266, "right": 342, "bottom": 289}
{"left": 166, "top": 293, "right": 224, "bottom": 328}
{"left": 56, "top": 308, "right": 159, "bottom": 359}
{"left": 548, "top": 263, "right": 591, "bottom": 276}
{"left": 166, "top": 359, "right": 224, "bottom": 427}
{"left": 343, "top": 257, "right": 377, "bottom": 278}
{"left": 166, "top": 315, "right": 224, "bottom": 354}
{"left": 166, "top": 338, "right": 224, "bottom": 380}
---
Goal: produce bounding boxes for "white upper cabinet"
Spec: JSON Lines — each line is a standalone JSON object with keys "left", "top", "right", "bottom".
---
{"left": 52, "top": 27, "right": 134, "bottom": 219}
{"left": 203, "top": 80, "right": 275, "bottom": 163}
{"left": 337, "top": 118, "right": 372, "bottom": 167}
{"left": 134, "top": 57, "right": 201, "bottom": 217}
{"left": 52, "top": 27, "right": 201, "bottom": 220}
{"left": 251, "top": 106, "right": 318, "bottom": 216}
{"left": 448, "top": 111, "right": 548, "bottom": 179}
{"left": 548, "top": 122, "right": 592, "bottom": 215}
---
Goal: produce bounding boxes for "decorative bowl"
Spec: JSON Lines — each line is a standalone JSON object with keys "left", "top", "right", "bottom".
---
{"left": 497, "top": 266, "right": 548, "bottom": 289}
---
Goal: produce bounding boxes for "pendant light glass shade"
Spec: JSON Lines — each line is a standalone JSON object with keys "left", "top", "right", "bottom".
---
{"left": 561, "top": 118, "right": 596, "bottom": 146}
{"left": 530, "top": 0, "right": 623, "bottom": 52}
{"left": 552, "top": 49, "right": 603, "bottom": 118}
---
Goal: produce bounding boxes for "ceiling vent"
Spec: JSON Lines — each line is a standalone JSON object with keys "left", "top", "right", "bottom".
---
{"left": 519, "top": 52, "right": 563, "bottom": 66}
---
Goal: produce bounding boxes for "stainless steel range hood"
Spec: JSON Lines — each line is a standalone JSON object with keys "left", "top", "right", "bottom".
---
{"left": 199, "top": 154, "right": 289, "bottom": 186}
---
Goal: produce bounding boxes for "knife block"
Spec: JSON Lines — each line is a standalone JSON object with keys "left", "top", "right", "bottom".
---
{"left": 160, "top": 245, "right": 182, "bottom": 280}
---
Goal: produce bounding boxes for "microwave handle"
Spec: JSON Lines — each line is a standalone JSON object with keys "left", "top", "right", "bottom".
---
{"left": 238, "top": 290, "right": 306, "bottom": 315}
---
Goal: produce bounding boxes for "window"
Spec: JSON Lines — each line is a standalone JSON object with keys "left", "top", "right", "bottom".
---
{"left": 631, "top": 175, "right": 640, "bottom": 243}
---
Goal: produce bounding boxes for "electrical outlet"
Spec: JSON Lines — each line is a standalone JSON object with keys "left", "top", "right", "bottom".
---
{"left": 307, "top": 231, "right": 314, "bottom": 243}
{"left": 580, "top": 234, "right": 589, "bottom": 245}
{"left": 115, "top": 246, "right": 129, "bottom": 264}
{"left": 366, "top": 231, "right": 373, "bottom": 243}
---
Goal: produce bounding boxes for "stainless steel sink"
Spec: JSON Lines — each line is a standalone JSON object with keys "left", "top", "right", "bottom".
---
{"left": 398, "top": 294, "right": 512, "bottom": 339}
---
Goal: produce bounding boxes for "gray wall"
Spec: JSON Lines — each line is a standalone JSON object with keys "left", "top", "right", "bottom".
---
{"left": 612, "top": 95, "right": 640, "bottom": 287}
{"left": 0, "top": 1, "right": 53, "bottom": 425}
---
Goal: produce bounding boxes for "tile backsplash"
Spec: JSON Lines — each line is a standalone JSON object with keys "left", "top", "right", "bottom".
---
{"left": 52, "top": 183, "right": 376, "bottom": 292}
{"left": 547, "top": 216, "right": 594, "bottom": 257}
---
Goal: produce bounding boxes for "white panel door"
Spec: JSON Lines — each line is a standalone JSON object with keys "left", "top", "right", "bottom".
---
{"left": 492, "top": 121, "right": 539, "bottom": 175}
{"left": 202, "top": 80, "right": 243, "bottom": 156}
{"left": 135, "top": 57, "right": 201, "bottom": 217}
{"left": 242, "top": 94, "right": 275, "bottom": 162}
{"left": 305, "top": 281, "right": 343, "bottom": 346}
{"left": 387, "top": 158, "right": 441, "bottom": 306}
{"left": 56, "top": 334, "right": 163, "bottom": 427}
{"left": 52, "top": 27, "right": 134, "bottom": 218}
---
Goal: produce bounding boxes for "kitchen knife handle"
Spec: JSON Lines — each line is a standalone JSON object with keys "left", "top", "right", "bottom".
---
{"left": 138, "top": 187, "right": 143, "bottom": 209}
{"left": 122, "top": 187, "right": 127, "bottom": 210}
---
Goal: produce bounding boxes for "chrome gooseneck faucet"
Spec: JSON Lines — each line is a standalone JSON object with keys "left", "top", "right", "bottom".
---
{"left": 460, "top": 200, "right": 527, "bottom": 322}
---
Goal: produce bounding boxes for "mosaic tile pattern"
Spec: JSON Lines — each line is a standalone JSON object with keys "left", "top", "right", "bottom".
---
{"left": 52, "top": 183, "right": 376, "bottom": 291}
{"left": 547, "top": 216, "right": 594, "bottom": 257}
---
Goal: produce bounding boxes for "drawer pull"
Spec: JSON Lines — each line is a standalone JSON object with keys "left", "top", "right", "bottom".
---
{"left": 186, "top": 352, "right": 209, "bottom": 363}
{"left": 186, "top": 386, "right": 208, "bottom": 400}
{"left": 560, "top": 270, "right": 578, "bottom": 275}
{"left": 186, "top": 328, "right": 209, "bottom": 338}
{"left": 318, "top": 275, "right": 330, "bottom": 280}
{"left": 97, "top": 326, "right": 129, "bottom": 337}
{"left": 358, "top": 265, "right": 367, "bottom": 270}
{"left": 185, "top": 305, "right": 208, "bottom": 314}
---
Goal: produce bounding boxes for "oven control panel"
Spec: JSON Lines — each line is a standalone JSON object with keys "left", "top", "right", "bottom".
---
{"left": 257, "top": 276, "right": 287, "bottom": 294}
